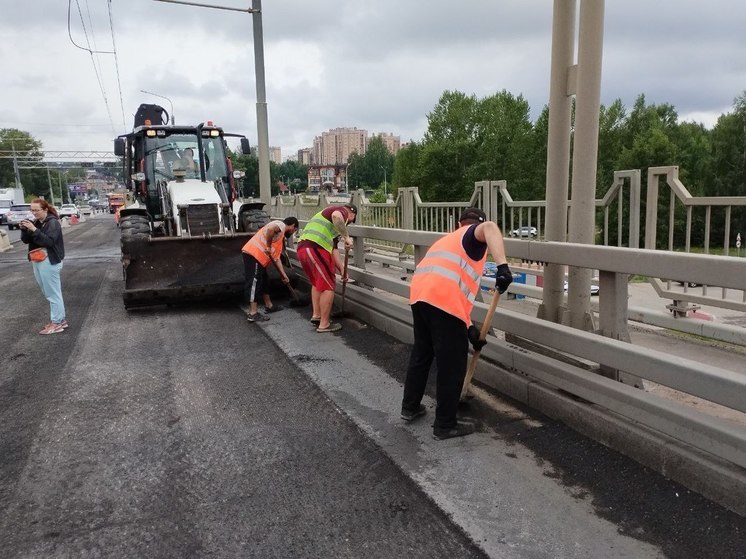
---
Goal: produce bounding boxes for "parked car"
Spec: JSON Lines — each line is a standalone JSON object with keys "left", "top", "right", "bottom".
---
{"left": 59, "top": 204, "right": 80, "bottom": 219}
{"left": 6, "top": 204, "right": 34, "bottom": 230}
{"left": 509, "top": 226, "right": 538, "bottom": 238}
{"left": 564, "top": 281, "right": 600, "bottom": 296}
{"left": 78, "top": 204, "right": 93, "bottom": 216}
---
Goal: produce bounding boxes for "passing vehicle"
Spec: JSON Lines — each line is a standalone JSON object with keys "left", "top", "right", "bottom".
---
{"left": 509, "top": 226, "right": 538, "bottom": 238}
{"left": 58, "top": 204, "right": 80, "bottom": 219}
{"left": 0, "top": 188, "right": 24, "bottom": 224}
{"left": 6, "top": 204, "right": 34, "bottom": 229}
{"left": 564, "top": 281, "right": 600, "bottom": 296}
{"left": 78, "top": 203, "right": 93, "bottom": 216}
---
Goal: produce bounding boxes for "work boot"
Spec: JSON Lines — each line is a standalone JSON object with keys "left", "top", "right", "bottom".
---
{"left": 432, "top": 421, "right": 475, "bottom": 440}
{"left": 400, "top": 404, "right": 427, "bottom": 422}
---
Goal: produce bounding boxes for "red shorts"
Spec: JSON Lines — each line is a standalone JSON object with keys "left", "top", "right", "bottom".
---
{"left": 298, "top": 242, "right": 336, "bottom": 292}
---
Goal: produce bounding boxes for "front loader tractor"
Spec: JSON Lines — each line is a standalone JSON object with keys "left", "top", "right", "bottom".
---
{"left": 114, "top": 103, "right": 270, "bottom": 308}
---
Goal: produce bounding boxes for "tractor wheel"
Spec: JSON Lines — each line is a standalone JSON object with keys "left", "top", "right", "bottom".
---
{"left": 238, "top": 208, "right": 270, "bottom": 234}
{"left": 120, "top": 215, "right": 150, "bottom": 248}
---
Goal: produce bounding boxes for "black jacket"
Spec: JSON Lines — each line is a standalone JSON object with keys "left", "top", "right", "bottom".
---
{"left": 21, "top": 215, "right": 65, "bottom": 264}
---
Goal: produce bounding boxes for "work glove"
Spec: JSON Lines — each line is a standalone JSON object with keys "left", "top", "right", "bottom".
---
{"left": 494, "top": 263, "right": 513, "bottom": 294}
{"left": 468, "top": 325, "right": 487, "bottom": 351}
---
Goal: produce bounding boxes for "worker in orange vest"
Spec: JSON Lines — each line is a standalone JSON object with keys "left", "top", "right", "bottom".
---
{"left": 242, "top": 216, "right": 300, "bottom": 322}
{"left": 401, "top": 208, "right": 513, "bottom": 440}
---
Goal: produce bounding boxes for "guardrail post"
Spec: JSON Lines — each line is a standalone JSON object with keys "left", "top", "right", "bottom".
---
{"left": 596, "top": 270, "right": 644, "bottom": 388}
{"left": 400, "top": 187, "right": 415, "bottom": 230}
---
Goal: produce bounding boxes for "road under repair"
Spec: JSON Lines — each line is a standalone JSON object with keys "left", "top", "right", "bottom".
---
{"left": 0, "top": 215, "right": 744, "bottom": 558}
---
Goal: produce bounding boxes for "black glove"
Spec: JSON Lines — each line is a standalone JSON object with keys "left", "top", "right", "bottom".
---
{"left": 494, "top": 263, "right": 513, "bottom": 294}
{"left": 468, "top": 325, "right": 487, "bottom": 351}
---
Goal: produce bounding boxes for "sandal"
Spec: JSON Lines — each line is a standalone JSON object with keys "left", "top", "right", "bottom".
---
{"left": 310, "top": 317, "right": 321, "bottom": 325}
{"left": 316, "top": 322, "right": 342, "bottom": 333}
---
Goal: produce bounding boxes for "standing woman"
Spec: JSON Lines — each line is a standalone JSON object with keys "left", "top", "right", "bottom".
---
{"left": 20, "top": 198, "right": 67, "bottom": 335}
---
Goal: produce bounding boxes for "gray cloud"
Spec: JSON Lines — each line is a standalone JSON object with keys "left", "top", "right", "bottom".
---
{"left": 1, "top": 0, "right": 744, "bottom": 155}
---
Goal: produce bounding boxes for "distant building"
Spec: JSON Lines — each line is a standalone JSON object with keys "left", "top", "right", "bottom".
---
{"left": 297, "top": 148, "right": 312, "bottom": 166}
{"left": 312, "top": 127, "right": 367, "bottom": 166}
{"left": 371, "top": 132, "right": 401, "bottom": 155}
{"left": 307, "top": 164, "right": 347, "bottom": 193}
{"left": 269, "top": 146, "right": 282, "bottom": 164}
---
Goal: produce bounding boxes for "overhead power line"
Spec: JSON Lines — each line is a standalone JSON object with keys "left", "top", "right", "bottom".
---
{"left": 107, "top": 0, "right": 127, "bottom": 130}
{"left": 67, "top": 0, "right": 117, "bottom": 136}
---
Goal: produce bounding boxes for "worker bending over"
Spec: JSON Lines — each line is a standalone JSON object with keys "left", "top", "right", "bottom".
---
{"left": 242, "top": 216, "right": 299, "bottom": 322}
{"left": 401, "top": 208, "right": 513, "bottom": 440}
{"left": 297, "top": 203, "right": 357, "bottom": 333}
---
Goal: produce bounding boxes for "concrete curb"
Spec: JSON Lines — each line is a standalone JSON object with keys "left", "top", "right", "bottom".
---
{"left": 339, "top": 291, "right": 746, "bottom": 517}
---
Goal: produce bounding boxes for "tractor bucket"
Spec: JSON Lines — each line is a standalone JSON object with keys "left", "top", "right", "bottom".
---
{"left": 121, "top": 234, "right": 252, "bottom": 308}
{"left": 121, "top": 231, "right": 300, "bottom": 309}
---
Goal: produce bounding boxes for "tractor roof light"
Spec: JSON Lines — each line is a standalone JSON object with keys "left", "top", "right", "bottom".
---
{"left": 146, "top": 130, "right": 156, "bottom": 137}
{"left": 232, "top": 170, "right": 245, "bottom": 179}
{"left": 131, "top": 172, "right": 146, "bottom": 181}
{"left": 210, "top": 130, "right": 220, "bottom": 137}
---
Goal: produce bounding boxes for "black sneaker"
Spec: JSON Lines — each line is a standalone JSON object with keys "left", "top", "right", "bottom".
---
{"left": 264, "top": 304, "right": 285, "bottom": 313}
{"left": 433, "top": 421, "right": 475, "bottom": 440}
{"left": 400, "top": 404, "right": 427, "bottom": 422}
{"left": 247, "top": 313, "right": 270, "bottom": 322}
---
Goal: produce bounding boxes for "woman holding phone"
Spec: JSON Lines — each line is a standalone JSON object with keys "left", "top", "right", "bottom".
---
{"left": 20, "top": 198, "right": 67, "bottom": 335}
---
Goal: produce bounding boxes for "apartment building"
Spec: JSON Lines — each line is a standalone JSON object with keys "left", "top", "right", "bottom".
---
{"left": 269, "top": 146, "right": 282, "bottom": 164}
{"left": 312, "top": 127, "right": 367, "bottom": 166}
{"left": 297, "top": 148, "right": 312, "bottom": 165}
{"left": 371, "top": 132, "right": 401, "bottom": 155}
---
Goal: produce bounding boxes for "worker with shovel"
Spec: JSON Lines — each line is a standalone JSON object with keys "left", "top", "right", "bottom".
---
{"left": 242, "top": 216, "right": 300, "bottom": 322}
{"left": 400, "top": 208, "right": 513, "bottom": 440}
{"left": 297, "top": 203, "right": 357, "bottom": 333}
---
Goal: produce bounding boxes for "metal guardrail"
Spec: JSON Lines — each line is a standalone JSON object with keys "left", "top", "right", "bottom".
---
{"left": 287, "top": 223, "right": 746, "bottom": 476}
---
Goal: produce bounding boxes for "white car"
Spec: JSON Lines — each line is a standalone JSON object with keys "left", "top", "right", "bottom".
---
{"left": 78, "top": 204, "right": 93, "bottom": 216}
{"left": 509, "top": 226, "right": 538, "bottom": 238}
{"left": 564, "top": 281, "right": 600, "bottom": 296}
{"left": 6, "top": 204, "right": 34, "bottom": 230}
{"left": 59, "top": 204, "right": 80, "bottom": 219}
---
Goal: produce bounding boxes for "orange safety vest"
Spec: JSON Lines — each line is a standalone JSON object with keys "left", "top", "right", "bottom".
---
{"left": 242, "top": 221, "right": 285, "bottom": 267}
{"left": 409, "top": 226, "right": 487, "bottom": 326}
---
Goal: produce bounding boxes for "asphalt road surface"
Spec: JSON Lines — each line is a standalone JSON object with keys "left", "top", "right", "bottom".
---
{"left": 1, "top": 214, "right": 744, "bottom": 558}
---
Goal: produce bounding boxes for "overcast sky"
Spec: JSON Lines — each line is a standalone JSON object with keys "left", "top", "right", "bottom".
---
{"left": 1, "top": 0, "right": 743, "bottom": 159}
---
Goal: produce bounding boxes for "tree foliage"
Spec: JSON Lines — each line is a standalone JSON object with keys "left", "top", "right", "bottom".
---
{"left": 0, "top": 129, "right": 48, "bottom": 197}
{"left": 345, "top": 135, "right": 394, "bottom": 191}
{"left": 390, "top": 88, "right": 746, "bottom": 245}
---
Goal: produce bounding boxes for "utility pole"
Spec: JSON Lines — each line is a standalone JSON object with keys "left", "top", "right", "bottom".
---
{"left": 379, "top": 164, "right": 387, "bottom": 197}
{"left": 153, "top": 0, "right": 271, "bottom": 206}
{"left": 11, "top": 140, "right": 24, "bottom": 197}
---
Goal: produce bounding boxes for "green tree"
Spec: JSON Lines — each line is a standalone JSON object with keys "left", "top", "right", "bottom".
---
{"left": 392, "top": 141, "right": 422, "bottom": 189}
{"left": 0, "top": 129, "right": 47, "bottom": 197}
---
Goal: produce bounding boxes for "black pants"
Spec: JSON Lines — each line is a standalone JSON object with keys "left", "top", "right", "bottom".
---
{"left": 243, "top": 253, "right": 267, "bottom": 303}
{"left": 402, "top": 302, "right": 468, "bottom": 429}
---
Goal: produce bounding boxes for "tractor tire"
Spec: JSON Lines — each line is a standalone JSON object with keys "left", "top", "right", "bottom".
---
{"left": 238, "top": 208, "right": 270, "bottom": 234}
{"left": 119, "top": 215, "right": 150, "bottom": 248}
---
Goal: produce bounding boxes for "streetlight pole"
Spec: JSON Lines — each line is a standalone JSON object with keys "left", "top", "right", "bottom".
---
{"left": 153, "top": 0, "right": 271, "bottom": 206}
{"left": 379, "top": 164, "right": 387, "bottom": 197}
{"left": 140, "top": 89, "right": 175, "bottom": 125}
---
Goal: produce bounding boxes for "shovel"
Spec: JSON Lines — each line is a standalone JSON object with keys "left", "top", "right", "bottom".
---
{"left": 271, "top": 257, "right": 309, "bottom": 307}
{"left": 332, "top": 247, "right": 351, "bottom": 318}
{"left": 460, "top": 291, "right": 501, "bottom": 401}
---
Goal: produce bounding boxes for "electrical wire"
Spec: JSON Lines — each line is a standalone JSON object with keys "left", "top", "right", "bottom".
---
{"left": 67, "top": 0, "right": 116, "bottom": 136}
{"left": 107, "top": 0, "right": 128, "bottom": 130}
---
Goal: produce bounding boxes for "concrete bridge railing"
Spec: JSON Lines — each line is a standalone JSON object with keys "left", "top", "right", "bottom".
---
{"left": 287, "top": 222, "right": 746, "bottom": 515}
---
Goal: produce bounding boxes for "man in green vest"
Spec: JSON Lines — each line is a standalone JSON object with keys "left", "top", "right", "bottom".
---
{"left": 297, "top": 203, "right": 357, "bottom": 332}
